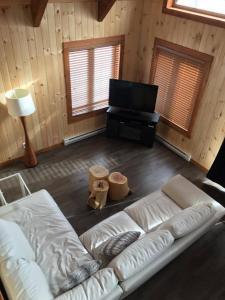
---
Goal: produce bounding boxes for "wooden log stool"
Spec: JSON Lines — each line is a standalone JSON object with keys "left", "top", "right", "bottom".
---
{"left": 88, "top": 179, "right": 109, "bottom": 209}
{"left": 88, "top": 165, "right": 109, "bottom": 192}
{"left": 108, "top": 172, "right": 130, "bottom": 201}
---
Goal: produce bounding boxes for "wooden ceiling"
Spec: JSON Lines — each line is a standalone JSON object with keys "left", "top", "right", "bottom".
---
{"left": 1, "top": 0, "right": 117, "bottom": 27}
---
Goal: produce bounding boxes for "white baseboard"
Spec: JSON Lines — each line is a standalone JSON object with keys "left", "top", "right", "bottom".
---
{"left": 64, "top": 128, "right": 106, "bottom": 146}
{"left": 156, "top": 135, "right": 191, "bottom": 162}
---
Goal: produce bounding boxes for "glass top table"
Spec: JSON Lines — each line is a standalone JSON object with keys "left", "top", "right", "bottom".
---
{"left": 0, "top": 173, "right": 31, "bottom": 206}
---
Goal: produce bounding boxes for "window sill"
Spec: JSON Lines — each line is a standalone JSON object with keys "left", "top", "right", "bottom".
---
{"left": 162, "top": 4, "right": 225, "bottom": 28}
{"left": 68, "top": 107, "right": 108, "bottom": 123}
{"left": 159, "top": 115, "right": 191, "bottom": 138}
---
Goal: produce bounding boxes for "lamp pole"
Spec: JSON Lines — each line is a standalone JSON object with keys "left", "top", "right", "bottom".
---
{"left": 20, "top": 116, "right": 38, "bottom": 168}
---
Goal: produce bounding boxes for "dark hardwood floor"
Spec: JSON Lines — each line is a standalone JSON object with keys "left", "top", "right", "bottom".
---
{"left": 0, "top": 134, "right": 225, "bottom": 300}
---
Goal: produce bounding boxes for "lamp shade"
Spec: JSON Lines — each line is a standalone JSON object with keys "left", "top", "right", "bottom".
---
{"left": 5, "top": 89, "right": 36, "bottom": 117}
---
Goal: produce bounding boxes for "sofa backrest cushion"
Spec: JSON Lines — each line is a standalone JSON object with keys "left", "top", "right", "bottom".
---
{"left": 0, "top": 219, "right": 35, "bottom": 263}
{"left": 108, "top": 230, "right": 174, "bottom": 282}
{"left": 124, "top": 190, "right": 182, "bottom": 232}
{"left": 159, "top": 203, "right": 216, "bottom": 239}
{"left": 0, "top": 258, "right": 53, "bottom": 300}
{"left": 79, "top": 212, "right": 145, "bottom": 256}
{"left": 162, "top": 174, "right": 214, "bottom": 208}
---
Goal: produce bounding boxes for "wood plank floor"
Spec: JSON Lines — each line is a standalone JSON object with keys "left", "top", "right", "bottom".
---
{"left": 0, "top": 134, "right": 225, "bottom": 300}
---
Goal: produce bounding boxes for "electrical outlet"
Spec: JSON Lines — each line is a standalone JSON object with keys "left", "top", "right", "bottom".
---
{"left": 22, "top": 142, "right": 26, "bottom": 149}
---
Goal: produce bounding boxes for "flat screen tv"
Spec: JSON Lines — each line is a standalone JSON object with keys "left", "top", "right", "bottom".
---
{"left": 109, "top": 79, "right": 158, "bottom": 113}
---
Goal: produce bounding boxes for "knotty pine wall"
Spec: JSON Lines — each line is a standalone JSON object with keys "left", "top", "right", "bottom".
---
{"left": 1, "top": 0, "right": 225, "bottom": 171}
{"left": 137, "top": 0, "right": 225, "bottom": 170}
{"left": 0, "top": 0, "right": 143, "bottom": 164}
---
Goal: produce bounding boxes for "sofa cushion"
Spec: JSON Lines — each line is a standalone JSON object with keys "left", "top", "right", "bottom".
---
{"left": 0, "top": 190, "right": 95, "bottom": 297}
{"left": 0, "top": 219, "right": 35, "bottom": 263}
{"left": 108, "top": 230, "right": 174, "bottom": 281}
{"left": 162, "top": 174, "right": 214, "bottom": 208}
{"left": 124, "top": 190, "right": 182, "bottom": 232}
{"left": 55, "top": 268, "right": 120, "bottom": 300}
{"left": 96, "top": 231, "right": 140, "bottom": 266}
{"left": 59, "top": 260, "right": 101, "bottom": 294}
{"left": 79, "top": 212, "right": 145, "bottom": 256}
{"left": 159, "top": 203, "right": 216, "bottom": 239}
{"left": 0, "top": 258, "right": 53, "bottom": 300}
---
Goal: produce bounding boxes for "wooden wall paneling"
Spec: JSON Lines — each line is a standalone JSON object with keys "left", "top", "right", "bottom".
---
{"left": 102, "top": 3, "right": 111, "bottom": 37}
{"left": 0, "top": 0, "right": 144, "bottom": 164}
{"left": 191, "top": 27, "right": 225, "bottom": 163}
{"left": 54, "top": 3, "right": 67, "bottom": 138}
{"left": 93, "top": 2, "right": 104, "bottom": 38}
{"left": 25, "top": 12, "right": 48, "bottom": 149}
{"left": 75, "top": 1, "right": 82, "bottom": 40}
{"left": 68, "top": 2, "right": 76, "bottom": 41}
{"left": 34, "top": 25, "right": 52, "bottom": 148}
{"left": 0, "top": 8, "right": 24, "bottom": 159}
{"left": 109, "top": 1, "right": 116, "bottom": 37}
{"left": 137, "top": 0, "right": 225, "bottom": 169}
{"left": 61, "top": 3, "right": 70, "bottom": 41}
{"left": 46, "top": 4, "right": 63, "bottom": 145}
{"left": 138, "top": 0, "right": 158, "bottom": 83}
{"left": 18, "top": 6, "right": 43, "bottom": 151}
{"left": 114, "top": 0, "right": 121, "bottom": 36}
{"left": 38, "top": 10, "right": 55, "bottom": 147}
{"left": 42, "top": 8, "right": 60, "bottom": 146}
{"left": 81, "top": 2, "right": 89, "bottom": 40}
{"left": 88, "top": 2, "right": 95, "bottom": 39}
{"left": 0, "top": 71, "right": 10, "bottom": 162}
{"left": 0, "top": 35, "right": 16, "bottom": 162}
{"left": 127, "top": 0, "right": 144, "bottom": 81}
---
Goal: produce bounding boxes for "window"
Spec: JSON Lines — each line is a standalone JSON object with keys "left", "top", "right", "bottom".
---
{"left": 175, "top": 0, "right": 225, "bottom": 15}
{"left": 149, "top": 38, "right": 213, "bottom": 136}
{"left": 63, "top": 36, "right": 124, "bottom": 122}
{"left": 163, "top": 0, "right": 225, "bottom": 28}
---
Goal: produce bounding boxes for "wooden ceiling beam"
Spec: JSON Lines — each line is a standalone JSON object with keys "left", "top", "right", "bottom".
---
{"left": 98, "top": 0, "right": 117, "bottom": 22}
{"left": 31, "top": 0, "right": 48, "bottom": 27}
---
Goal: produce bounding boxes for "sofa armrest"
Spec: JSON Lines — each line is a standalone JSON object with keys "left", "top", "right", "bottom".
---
{"left": 162, "top": 174, "right": 223, "bottom": 209}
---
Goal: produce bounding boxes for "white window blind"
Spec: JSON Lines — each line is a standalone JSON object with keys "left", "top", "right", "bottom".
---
{"left": 68, "top": 44, "right": 122, "bottom": 116}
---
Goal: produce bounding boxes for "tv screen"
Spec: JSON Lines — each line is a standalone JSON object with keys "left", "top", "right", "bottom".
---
{"left": 109, "top": 79, "right": 158, "bottom": 113}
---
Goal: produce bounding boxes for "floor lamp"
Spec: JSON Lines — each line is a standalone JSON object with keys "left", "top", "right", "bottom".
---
{"left": 5, "top": 89, "right": 38, "bottom": 168}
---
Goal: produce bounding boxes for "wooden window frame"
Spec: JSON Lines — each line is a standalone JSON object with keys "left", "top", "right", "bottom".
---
{"left": 149, "top": 38, "right": 213, "bottom": 137}
{"left": 63, "top": 35, "right": 125, "bottom": 123}
{"left": 162, "top": 0, "right": 225, "bottom": 28}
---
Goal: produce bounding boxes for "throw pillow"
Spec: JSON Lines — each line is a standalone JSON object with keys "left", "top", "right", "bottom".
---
{"left": 59, "top": 260, "right": 100, "bottom": 293}
{"left": 95, "top": 231, "right": 141, "bottom": 266}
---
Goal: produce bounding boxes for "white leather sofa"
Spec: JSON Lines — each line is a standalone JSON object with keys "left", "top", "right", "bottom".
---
{"left": 0, "top": 174, "right": 224, "bottom": 300}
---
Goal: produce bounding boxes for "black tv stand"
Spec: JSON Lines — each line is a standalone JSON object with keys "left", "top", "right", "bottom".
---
{"left": 106, "top": 106, "right": 160, "bottom": 147}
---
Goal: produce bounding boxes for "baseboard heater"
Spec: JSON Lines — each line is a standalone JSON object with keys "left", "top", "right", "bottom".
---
{"left": 64, "top": 128, "right": 106, "bottom": 146}
{"left": 156, "top": 135, "right": 191, "bottom": 162}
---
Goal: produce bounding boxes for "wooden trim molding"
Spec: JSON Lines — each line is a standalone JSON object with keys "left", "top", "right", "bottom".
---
{"left": 63, "top": 35, "right": 125, "bottom": 124}
{"left": 162, "top": 0, "right": 225, "bottom": 28}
